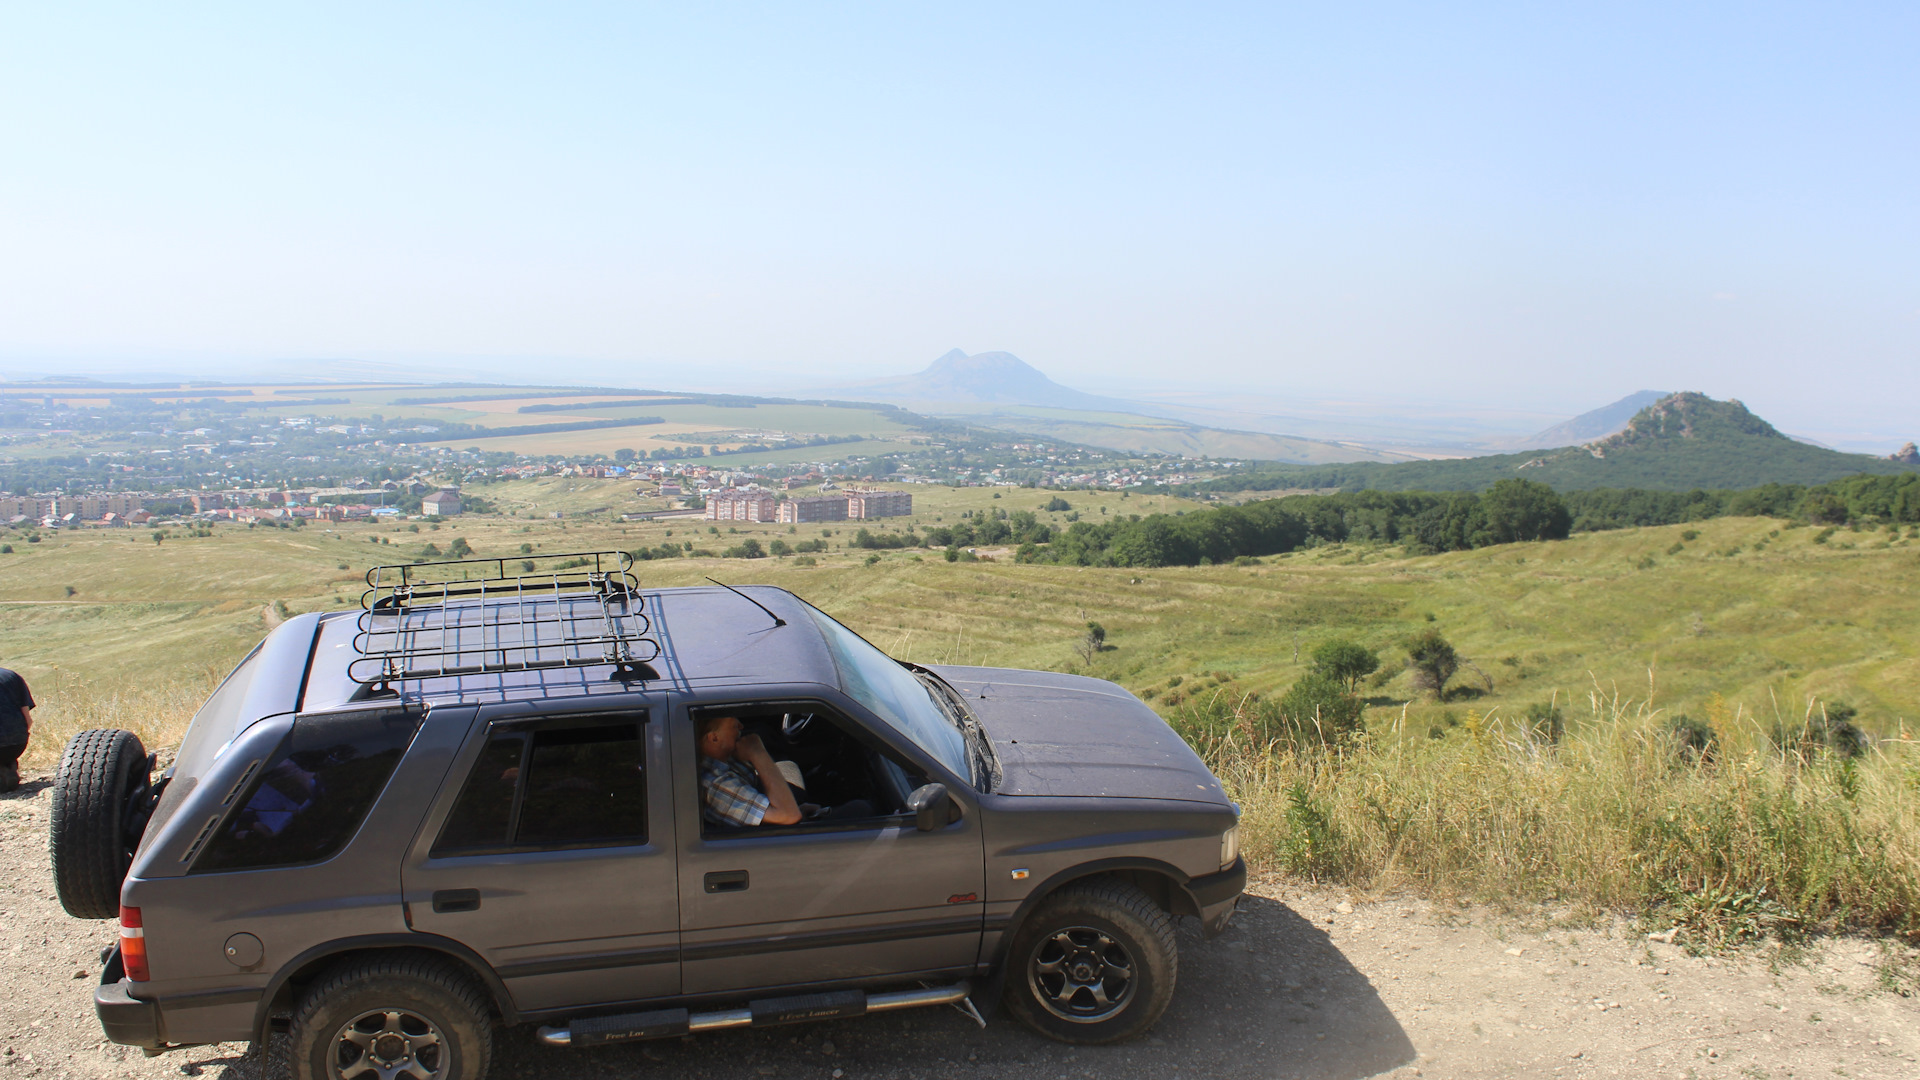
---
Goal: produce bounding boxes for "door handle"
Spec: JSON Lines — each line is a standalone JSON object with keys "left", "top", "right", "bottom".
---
{"left": 704, "top": 870, "right": 749, "bottom": 894}
{"left": 432, "top": 889, "right": 481, "bottom": 913}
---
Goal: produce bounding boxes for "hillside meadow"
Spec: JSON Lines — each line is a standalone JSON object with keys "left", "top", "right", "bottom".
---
{"left": 2, "top": 497, "right": 1915, "bottom": 936}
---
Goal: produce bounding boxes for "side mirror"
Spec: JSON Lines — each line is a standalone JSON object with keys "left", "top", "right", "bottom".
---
{"left": 907, "top": 783, "right": 951, "bottom": 832}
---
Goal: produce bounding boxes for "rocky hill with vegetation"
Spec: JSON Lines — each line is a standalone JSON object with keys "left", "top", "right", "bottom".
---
{"left": 1199, "top": 392, "right": 1917, "bottom": 494}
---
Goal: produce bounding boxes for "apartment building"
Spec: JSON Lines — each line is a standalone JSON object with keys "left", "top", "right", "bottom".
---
{"left": 706, "top": 491, "right": 778, "bottom": 522}
{"left": 776, "top": 495, "right": 850, "bottom": 523}
{"left": 845, "top": 488, "right": 912, "bottom": 519}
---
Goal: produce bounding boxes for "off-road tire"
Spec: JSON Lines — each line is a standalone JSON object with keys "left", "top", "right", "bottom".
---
{"left": 50, "top": 728, "right": 148, "bottom": 920}
{"left": 289, "top": 952, "right": 493, "bottom": 1080}
{"left": 1003, "top": 879, "right": 1178, "bottom": 1045}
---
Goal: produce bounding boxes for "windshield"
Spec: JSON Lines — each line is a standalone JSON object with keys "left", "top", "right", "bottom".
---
{"left": 803, "top": 604, "right": 970, "bottom": 781}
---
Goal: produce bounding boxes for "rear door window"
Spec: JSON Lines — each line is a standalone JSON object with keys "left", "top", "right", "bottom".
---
{"left": 433, "top": 716, "right": 648, "bottom": 856}
{"left": 193, "top": 708, "right": 420, "bottom": 873}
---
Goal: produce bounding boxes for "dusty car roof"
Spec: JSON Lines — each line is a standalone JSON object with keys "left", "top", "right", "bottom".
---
{"left": 299, "top": 584, "right": 841, "bottom": 712}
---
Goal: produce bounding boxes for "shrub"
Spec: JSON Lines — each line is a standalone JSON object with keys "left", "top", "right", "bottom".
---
{"left": 1666, "top": 714, "right": 1717, "bottom": 762}
{"left": 1271, "top": 671, "right": 1365, "bottom": 744}
{"left": 446, "top": 537, "right": 473, "bottom": 558}
{"left": 1073, "top": 622, "right": 1108, "bottom": 664}
{"left": 792, "top": 556, "right": 817, "bottom": 567}
{"left": 722, "top": 539, "right": 765, "bottom": 559}
{"left": 1771, "top": 701, "right": 1871, "bottom": 759}
{"left": 1044, "top": 496, "right": 1071, "bottom": 512}
{"left": 1311, "top": 639, "right": 1380, "bottom": 693}
{"left": 1523, "top": 702, "right": 1565, "bottom": 744}
{"left": 1404, "top": 628, "right": 1458, "bottom": 700}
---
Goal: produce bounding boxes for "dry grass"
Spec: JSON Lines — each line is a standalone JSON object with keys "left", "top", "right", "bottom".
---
{"left": 19, "top": 666, "right": 224, "bottom": 770}
{"left": 1181, "top": 687, "right": 1920, "bottom": 940}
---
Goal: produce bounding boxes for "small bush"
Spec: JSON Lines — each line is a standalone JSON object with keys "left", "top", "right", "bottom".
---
{"left": 1404, "top": 628, "right": 1458, "bottom": 700}
{"left": 1312, "top": 639, "right": 1380, "bottom": 693}
{"left": 1523, "top": 702, "right": 1565, "bottom": 744}
{"left": 792, "top": 556, "right": 817, "bottom": 567}
{"left": 1666, "top": 714, "right": 1717, "bottom": 763}
{"left": 1771, "top": 701, "right": 1871, "bottom": 759}
{"left": 1680, "top": 529, "right": 1699, "bottom": 541}
{"left": 1268, "top": 672, "right": 1365, "bottom": 745}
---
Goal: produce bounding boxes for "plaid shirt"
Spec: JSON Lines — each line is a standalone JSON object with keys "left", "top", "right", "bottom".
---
{"left": 701, "top": 755, "right": 770, "bottom": 827}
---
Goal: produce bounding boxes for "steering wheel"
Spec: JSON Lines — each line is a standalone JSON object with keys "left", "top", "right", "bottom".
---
{"left": 781, "top": 712, "right": 814, "bottom": 740}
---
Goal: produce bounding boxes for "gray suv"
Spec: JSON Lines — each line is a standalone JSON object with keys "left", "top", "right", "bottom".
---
{"left": 51, "top": 554, "right": 1243, "bottom": 1080}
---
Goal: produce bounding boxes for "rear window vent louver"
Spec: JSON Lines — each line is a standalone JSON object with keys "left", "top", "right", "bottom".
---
{"left": 221, "top": 760, "right": 261, "bottom": 806}
{"left": 180, "top": 815, "right": 223, "bottom": 864}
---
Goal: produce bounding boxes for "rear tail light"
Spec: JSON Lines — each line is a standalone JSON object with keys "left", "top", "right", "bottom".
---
{"left": 119, "top": 906, "right": 148, "bottom": 982}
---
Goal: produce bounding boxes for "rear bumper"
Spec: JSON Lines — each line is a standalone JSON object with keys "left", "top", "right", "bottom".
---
{"left": 95, "top": 950, "right": 163, "bottom": 1049}
{"left": 1183, "top": 857, "right": 1246, "bottom": 937}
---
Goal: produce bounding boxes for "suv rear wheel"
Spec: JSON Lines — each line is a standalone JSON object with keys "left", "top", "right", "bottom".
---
{"left": 1002, "top": 879, "right": 1177, "bottom": 1044}
{"left": 50, "top": 728, "right": 150, "bottom": 920}
{"left": 289, "top": 953, "right": 493, "bottom": 1080}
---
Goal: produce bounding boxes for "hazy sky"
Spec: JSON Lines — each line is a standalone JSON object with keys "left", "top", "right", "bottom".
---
{"left": 2, "top": 4, "right": 1915, "bottom": 443}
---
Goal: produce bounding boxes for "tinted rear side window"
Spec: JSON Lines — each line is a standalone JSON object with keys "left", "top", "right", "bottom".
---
{"left": 193, "top": 709, "right": 420, "bottom": 873}
{"left": 434, "top": 719, "right": 647, "bottom": 855}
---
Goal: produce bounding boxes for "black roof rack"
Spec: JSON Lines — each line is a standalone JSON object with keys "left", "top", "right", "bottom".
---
{"left": 351, "top": 551, "right": 660, "bottom": 688}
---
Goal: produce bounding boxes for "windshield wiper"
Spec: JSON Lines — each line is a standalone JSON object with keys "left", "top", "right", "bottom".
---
{"left": 914, "top": 669, "right": 999, "bottom": 793}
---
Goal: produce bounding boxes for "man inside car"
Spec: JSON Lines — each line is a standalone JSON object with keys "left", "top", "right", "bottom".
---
{"left": 697, "top": 714, "right": 874, "bottom": 827}
{"left": 698, "top": 714, "right": 805, "bottom": 827}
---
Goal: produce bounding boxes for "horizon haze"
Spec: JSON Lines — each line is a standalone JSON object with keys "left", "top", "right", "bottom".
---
{"left": 2, "top": 5, "right": 1916, "bottom": 451}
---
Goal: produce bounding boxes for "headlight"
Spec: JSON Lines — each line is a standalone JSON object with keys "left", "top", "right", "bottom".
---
{"left": 1219, "top": 823, "right": 1240, "bottom": 871}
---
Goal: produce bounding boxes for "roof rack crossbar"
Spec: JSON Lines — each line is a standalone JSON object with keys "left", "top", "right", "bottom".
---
{"left": 350, "top": 551, "right": 659, "bottom": 687}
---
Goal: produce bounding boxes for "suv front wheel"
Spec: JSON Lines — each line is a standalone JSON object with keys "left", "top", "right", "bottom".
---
{"left": 1002, "top": 879, "right": 1178, "bottom": 1045}
{"left": 288, "top": 953, "right": 494, "bottom": 1080}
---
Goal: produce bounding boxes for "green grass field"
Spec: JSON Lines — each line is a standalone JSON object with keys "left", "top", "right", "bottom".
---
{"left": 5, "top": 502, "right": 1914, "bottom": 935}
{"left": 5, "top": 504, "right": 1913, "bottom": 759}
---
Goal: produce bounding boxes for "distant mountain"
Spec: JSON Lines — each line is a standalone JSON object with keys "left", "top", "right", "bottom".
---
{"left": 837, "top": 349, "right": 1403, "bottom": 464}
{"left": 1190, "top": 392, "right": 1920, "bottom": 494}
{"left": 1521, "top": 390, "right": 1669, "bottom": 449}
{"left": 845, "top": 349, "right": 1151, "bottom": 412}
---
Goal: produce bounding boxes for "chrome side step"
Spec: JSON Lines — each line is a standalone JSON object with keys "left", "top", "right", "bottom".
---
{"left": 537, "top": 981, "right": 973, "bottom": 1048}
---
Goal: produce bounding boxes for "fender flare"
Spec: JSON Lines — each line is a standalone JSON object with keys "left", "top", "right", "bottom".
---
{"left": 252, "top": 933, "right": 518, "bottom": 1044}
{"left": 987, "top": 856, "right": 1198, "bottom": 973}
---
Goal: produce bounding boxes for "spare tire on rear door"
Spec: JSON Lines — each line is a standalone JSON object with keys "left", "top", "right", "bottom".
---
{"left": 51, "top": 728, "right": 151, "bottom": 920}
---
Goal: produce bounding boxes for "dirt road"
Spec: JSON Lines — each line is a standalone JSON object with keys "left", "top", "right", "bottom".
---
{"left": 4, "top": 771, "right": 1916, "bottom": 1080}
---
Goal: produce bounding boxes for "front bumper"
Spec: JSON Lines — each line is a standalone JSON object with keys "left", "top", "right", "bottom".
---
{"left": 95, "top": 948, "right": 163, "bottom": 1049}
{"left": 1183, "top": 856, "right": 1246, "bottom": 937}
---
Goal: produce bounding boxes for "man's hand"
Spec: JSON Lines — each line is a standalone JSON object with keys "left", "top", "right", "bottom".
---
{"left": 736, "top": 732, "right": 802, "bottom": 825}
{"left": 737, "top": 733, "right": 770, "bottom": 763}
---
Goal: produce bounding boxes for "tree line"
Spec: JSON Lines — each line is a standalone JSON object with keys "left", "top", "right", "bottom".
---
{"left": 1023, "top": 473, "right": 1918, "bottom": 569}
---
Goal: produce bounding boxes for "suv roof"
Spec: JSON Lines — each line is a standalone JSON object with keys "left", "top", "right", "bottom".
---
{"left": 301, "top": 582, "right": 839, "bottom": 712}
{"left": 172, "top": 556, "right": 848, "bottom": 784}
